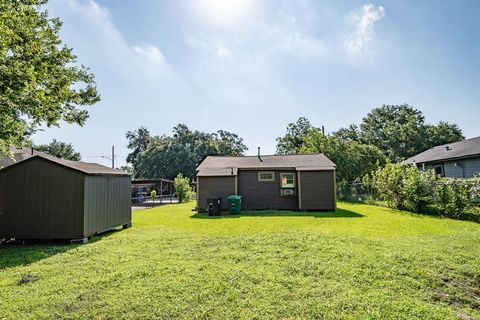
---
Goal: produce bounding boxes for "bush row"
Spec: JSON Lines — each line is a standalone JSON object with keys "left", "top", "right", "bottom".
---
{"left": 363, "top": 163, "right": 480, "bottom": 219}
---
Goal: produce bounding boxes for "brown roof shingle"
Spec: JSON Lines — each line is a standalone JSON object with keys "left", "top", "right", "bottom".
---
{"left": 1, "top": 154, "right": 130, "bottom": 176}
{"left": 197, "top": 154, "right": 335, "bottom": 176}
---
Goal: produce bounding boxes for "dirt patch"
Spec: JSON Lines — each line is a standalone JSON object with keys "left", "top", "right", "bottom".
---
{"left": 17, "top": 273, "right": 38, "bottom": 285}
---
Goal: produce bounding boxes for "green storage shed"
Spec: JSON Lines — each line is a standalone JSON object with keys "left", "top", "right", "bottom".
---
{"left": 0, "top": 154, "right": 131, "bottom": 243}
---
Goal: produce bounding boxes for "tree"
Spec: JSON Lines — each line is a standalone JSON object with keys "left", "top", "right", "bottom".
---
{"left": 216, "top": 130, "right": 248, "bottom": 156}
{"left": 301, "top": 129, "right": 387, "bottom": 185}
{"left": 424, "top": 122, "right": 464, "bottom": 150}
{"left": 127, "top": 124, "right": 247, "bottom": 179}
{"left": 125, "top": 126, "right": 153, "bottom": 172}
{"left": 172, "top": 124, "right": 247, "bottom": 163}
{"left": 34, "top": 139, "right": 81, "bottom": 161}
{"left": 346, "top": 105, "right": 465, "bottom": 162}
{"left": 276, "top": 117, "right": 317, "bottom": 154}
{"left": 119, "top": 165, "right": 133, "bottom": 174}
{"left": 136, "top": 141, "right": 197, "bottom": 180}
{"left": 0, "top": 0, "right": 100, "bottom": 156}
{"left": 174, "top": 173, "right": 193, "bottom": 203}
{"left": 358, "top": 104, "right": 426, "bottom": 161}
{"left": 332, "top": 124, "right": 360, "bottom": 142}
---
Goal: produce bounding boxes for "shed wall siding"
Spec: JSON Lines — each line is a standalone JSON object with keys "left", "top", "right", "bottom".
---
{"left": 237, "top": 170, "right": 298, "bottom": 210}
{"left": 0, "top": 159, "right": 84, "bottom": 238}
{"left": 299, "top": 171, "right": 336, "bottom": 211}
{"left": 83, "top": 176, "right": 131, "bottom": 236}
{"left": 197, "top": 176, "right": 236, "bottom": 210}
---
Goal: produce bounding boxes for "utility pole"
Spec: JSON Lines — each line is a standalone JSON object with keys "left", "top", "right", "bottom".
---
{"left": 111, "top": 145, "right": 115, "bottom": 169}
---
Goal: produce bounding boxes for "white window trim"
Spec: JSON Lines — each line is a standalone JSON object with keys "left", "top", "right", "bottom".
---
{"left": 258, "top": 171, "right": 275, "bottom": 182}
{"left": 280, "top": 172, "right": 296, "bottom": 188}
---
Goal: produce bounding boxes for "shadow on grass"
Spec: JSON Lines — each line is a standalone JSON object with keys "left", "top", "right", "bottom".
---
{"left": 0, "top": 228, "right": 122, "bottom": 270}
{"left": 191, "top": 208, "right": 364, "bottom": 219}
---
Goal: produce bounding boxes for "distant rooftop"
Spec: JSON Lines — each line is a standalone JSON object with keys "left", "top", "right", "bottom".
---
{"left": 197, "top": 154, "right": 336, "bottom": 176}
{"left": 404, "top": 137, "right": 480, "bottom": 164}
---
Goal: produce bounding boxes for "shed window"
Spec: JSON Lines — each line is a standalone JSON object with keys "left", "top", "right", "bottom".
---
{"left": 280, "top": 173, "right": 295, "bottom": 188}
{"left": 258, "top": 171, "right": 274, "bottom": 181}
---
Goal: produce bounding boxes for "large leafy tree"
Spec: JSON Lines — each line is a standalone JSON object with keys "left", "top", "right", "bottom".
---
{"left": 300, "top": 130, "right": 387, "bottom": 184}
{"left": 136, "top": 139, "right": 197, "bottom": 180}
{"left": 358, "top": 104, "right": 426, "bottom": 161}
{"left": 276, "top": 117, "right": 317, "bottom": 154}
{"left": 127, "top": 124, "right": 248, "bottom": 179}
{"left": 337, "top": 105, "right": 464, "bottom": 161}
{"left": 0, "top": 0, "right": 100, "bottom": 156}
{"left": 424, "top": 122, "right": 464, "bottom": 150}
{"left": 125, "top": 126, "right": 152, "bottom": 172}
{"left": 34, "top": 138, "right": 81, "bottom": 161}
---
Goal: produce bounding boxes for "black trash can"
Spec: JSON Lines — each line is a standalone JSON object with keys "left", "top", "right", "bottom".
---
{"left": 207, "top": 197, "right": 222, "bottom": 216}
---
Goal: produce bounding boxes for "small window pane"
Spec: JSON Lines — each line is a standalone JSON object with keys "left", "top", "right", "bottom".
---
{"left": 258, "top": 172, "right": 274, "bottom": 181}
{"left": 281, "top": 173, "right": 295, "bottom": 188}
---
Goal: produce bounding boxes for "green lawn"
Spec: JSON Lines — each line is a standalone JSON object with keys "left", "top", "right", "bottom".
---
{"left": 1, "top": 202, "right": 479, "bottom": 320}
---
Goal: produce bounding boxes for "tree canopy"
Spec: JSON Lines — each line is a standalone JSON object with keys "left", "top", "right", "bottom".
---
{"left": 275, "top": 106, "right": 464, "bottom": 186}
{"left": 300, "top": 129, "right": 387, "bottom": 184}
{"left": 345, "top": 104, "right": 464, "bottom": 161}
{"left": 0, "top": 0, "right": 100, "bottom": 156}
{"left": 34, "top": 138, "right": 81, "bottom": 161}
{"left": 276, "top": 117, "right": 317, "bottom": 154}
{"left": 126, "top": 124, "right": 248, "bottom": 179}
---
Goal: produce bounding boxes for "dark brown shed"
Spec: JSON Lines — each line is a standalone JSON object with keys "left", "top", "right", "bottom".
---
{"left": 0, "top": 154, "right": 131, "bottom": 243}
{"left": 196, "top": 154, "right": 336, "bottom": 212}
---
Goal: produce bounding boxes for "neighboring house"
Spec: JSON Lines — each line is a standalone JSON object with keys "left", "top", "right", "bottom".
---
{"left": 196, "top": 153, "right": 336, "bottom": 212}
{"left": 404, "top": 136, "right": 480, "bottom": 178}
{"left": 0, "top": 154, "right": 131, "bottom": 242}
{"left": 0, "top": 147, "right": 43, "bottom": 168}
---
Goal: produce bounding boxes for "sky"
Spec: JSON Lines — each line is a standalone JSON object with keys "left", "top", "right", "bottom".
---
{"left": 33, "top": 0, "right": 480, "bottom": 168}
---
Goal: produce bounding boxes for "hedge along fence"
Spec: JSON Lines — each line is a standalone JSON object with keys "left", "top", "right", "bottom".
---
{"left": 360, "top": 163, "right": 480, "bottom": 221}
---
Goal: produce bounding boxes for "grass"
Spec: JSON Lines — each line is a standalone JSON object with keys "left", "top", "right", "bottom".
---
{"left": 0, "top": 202, "right": 479, "bottom": 320}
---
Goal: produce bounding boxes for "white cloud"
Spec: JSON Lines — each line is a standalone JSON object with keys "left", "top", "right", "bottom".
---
{"left": 185, "top": 1, "right": 325, "bottom": 62}
{"left": 132, "top": 45, "right": 168, "bottom": 66}
{"left": 215, "top": 45, "right": 231, "bottom": 58}
{"left": 51, "top": 0, "right": 171, "bottom": 76}
{"left": 344, "top": 4, "right": 385, "bottom": 52}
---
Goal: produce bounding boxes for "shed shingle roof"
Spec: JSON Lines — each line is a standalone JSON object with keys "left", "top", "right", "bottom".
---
{"left": 197, "top": 154, "right": 335, "bottom": 176}
{"left": 404, "top": 136, "right": 480, "bottom": 164}
{"left": 1, "top": 154, "right": 130, "bottom": 176}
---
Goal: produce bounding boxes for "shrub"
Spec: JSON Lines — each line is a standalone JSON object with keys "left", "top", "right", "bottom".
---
{"left": 174, "top": 173, "right": 193, "bottom": 203}
{"left": 433, "top": 178, "right": 480, "bottom": 218}
{"left": 367, "top": 163, "right": 437, "bottom": 212}
{"left": 365, "top": 164, "right": 480, "bottom": 219}
{"left": 336, "top": 179, "right": 349, "bottom": 200}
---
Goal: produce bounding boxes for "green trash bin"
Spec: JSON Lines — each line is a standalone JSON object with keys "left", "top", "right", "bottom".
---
{"left": 227, "top": 195, "right": 242, "bottom": 214}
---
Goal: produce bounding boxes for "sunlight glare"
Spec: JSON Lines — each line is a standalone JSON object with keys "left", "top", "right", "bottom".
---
{"left": 193, "top": 0, "right": 257, "bottom": 28}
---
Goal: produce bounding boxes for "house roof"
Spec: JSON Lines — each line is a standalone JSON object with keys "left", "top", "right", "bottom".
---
{"left": 0, "top": 154, "right": 130, "bottom": 176}
{"left": 197, "top": 167, "right": 238, "bottom": 177}
{"left": 404, "top": 136, "right": 480, "bottom": 164}
{"left": 197, "top": 154, "right": 335, "bottom": 176}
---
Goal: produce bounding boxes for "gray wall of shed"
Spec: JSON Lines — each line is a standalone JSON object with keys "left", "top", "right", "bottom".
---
{"left": 423, "top": 157, "right": 480, "bottom": 178}
{"left": 197, "top": 176, "right": 236, "bottom": 210}
{"left": 237, "top": 170, "right": 298, "bottom": 210}
{"left": 83, "top": 176, "right": 132, "bottom": 236}
{"left": 299, "top": 170, "right": 336, "bottom": 211}
{"left": 0, "top": 158, "right": 85, "bottom": 239}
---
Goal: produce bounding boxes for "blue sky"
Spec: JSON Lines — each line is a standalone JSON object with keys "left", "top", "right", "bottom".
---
{"left": 34, "top": 0, "right": 480, "bottom": 167}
